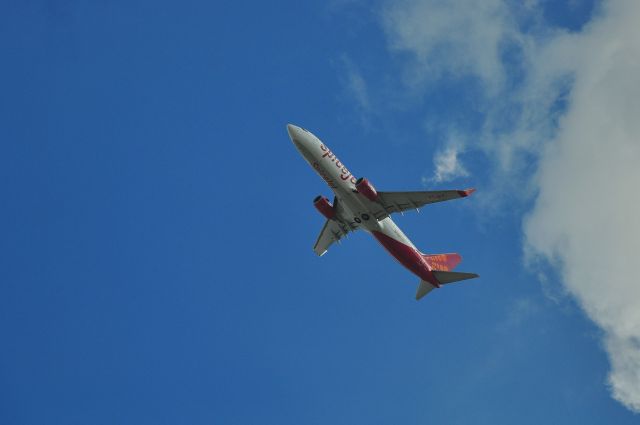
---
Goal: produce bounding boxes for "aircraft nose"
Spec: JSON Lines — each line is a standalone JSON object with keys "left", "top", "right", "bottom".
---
{"left": 286, "top": 123, "right": 299, "bottom": 139}
{"left": 287, "top": 123, "right": 306, "bottom": 148}
{"left": 287, "top": 123, "right": 314, "bottom": 155}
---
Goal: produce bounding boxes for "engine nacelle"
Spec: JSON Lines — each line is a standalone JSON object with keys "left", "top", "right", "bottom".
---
{"left": 313, "top": 195, "right": 336, "bottom": 220}
{"left": 355, "top": 177, "right": 378, "bottom": 202}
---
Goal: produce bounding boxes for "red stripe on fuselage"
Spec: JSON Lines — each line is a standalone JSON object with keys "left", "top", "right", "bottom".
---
{"left": 371, "top": 231, "right": 440, "bottom": 288}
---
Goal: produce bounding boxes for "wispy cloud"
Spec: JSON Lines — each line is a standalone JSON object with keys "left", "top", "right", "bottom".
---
{"left": 497, "top": 297, "right": 539, "bottom": 333}
{"left": 338, "top": 55, "right": 371, "bottom": 124}
{"left": 429, "top": 142, "right": 469, "bottom": 183}
{"left": 381, "top": 0, "right": 515, "bottom": 94}
{"left": 375, "top": 0, "right": 640, "bottom": 412}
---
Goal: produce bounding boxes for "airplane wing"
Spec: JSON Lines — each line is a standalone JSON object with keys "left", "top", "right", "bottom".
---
{"left": 367, "top": 188, "right": 475, "bottom": 219}
{"left": 313, "top": 196, "right": 359, "bottom": 256}
{"left": 313, "top": 219, "right": 351, "bottom": 256}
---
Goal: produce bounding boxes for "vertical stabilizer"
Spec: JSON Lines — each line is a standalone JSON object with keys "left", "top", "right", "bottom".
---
{"left": 421, "top": 253, "right": 462, "bottom": 271}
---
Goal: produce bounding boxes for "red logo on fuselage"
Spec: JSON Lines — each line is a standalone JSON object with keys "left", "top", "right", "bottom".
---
{"left": 313, "top": 161, "right": 338, "bottom": 188}
{"left": 319, "top": 144, "right": 358, "bottom": 186}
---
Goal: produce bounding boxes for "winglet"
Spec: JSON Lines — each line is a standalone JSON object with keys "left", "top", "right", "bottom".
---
{"left": 457, "top": 188, "right": 476, "bottom": 197}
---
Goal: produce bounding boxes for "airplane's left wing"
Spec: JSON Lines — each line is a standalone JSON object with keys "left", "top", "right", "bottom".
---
{"left": 313, "top": 219, "right": 351, "bottom": 256}
{"left": 313, "top": 196, "right": 358, "bottom": 256}
{"left": 367, "top": 188, "right": 475, "bottom": 219}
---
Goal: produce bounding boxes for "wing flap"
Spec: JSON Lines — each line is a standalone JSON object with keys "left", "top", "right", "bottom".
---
{"left": 313, "top": 219, "right": 349, "bottom": 256}
{"left": 312, "top": 195, "right": 360, "bottom": 256}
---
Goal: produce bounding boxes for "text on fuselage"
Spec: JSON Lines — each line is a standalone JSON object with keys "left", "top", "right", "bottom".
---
{"left": 320, "top": 144, "right": 357, "bottom": 186}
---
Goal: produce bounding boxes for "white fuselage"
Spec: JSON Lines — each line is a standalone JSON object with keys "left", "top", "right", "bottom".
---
{"left": 289, "top": 123, "right": 478, "bottom": 295}
{"left": 287, "top": 124, "right": 417, "bottom": 249}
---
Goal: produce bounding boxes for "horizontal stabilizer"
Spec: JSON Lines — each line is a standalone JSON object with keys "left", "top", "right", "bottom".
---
{"left": 416, "top": 281, "right": 436, "bottom": 300}
{"left": 415, "top": 271, "right": 479, "bottom": 300}
{"left": 432, "top": 271, "right": 479, "bottom": 284}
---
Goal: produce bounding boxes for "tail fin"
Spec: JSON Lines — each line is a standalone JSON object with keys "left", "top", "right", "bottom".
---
{"left": 422, "top": 253, "right": 461, "bottom": 271}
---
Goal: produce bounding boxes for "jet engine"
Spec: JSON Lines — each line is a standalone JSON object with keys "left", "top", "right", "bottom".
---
{"left": 313, "top": 195, "right": 336, "bottom": 220}
{"left": 355, "top": 177, "right": 378, "bottom": 202}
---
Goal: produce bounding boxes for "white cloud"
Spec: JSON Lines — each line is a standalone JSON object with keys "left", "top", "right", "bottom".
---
{"left": 429, "top": 141, "right": 468, "bottom": 183}
{"left": 378, "top": 0, "right": 640, "bottom": 412}
{"left": 524, "top": 0, "right": 640, "bottom": 409}
{"left": 381, "top": 0, "right": 514, "bottom": 94}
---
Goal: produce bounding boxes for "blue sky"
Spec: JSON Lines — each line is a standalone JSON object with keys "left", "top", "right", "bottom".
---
{"left": 2, "top": 1, "right": 640, "bottom": 424}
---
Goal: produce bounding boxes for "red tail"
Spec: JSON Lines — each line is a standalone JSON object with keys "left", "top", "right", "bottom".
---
{"left": 422, "top": 253, "right": 462, "bottom": 271}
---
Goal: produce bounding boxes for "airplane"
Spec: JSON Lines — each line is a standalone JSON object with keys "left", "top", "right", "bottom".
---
{"left": 287, "top": 124, "right": 479, "bottom": 300}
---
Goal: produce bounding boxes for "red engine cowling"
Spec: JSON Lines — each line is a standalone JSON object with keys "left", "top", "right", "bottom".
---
{"left": 355, "top": 177, "right": 378, "bottom": 202}
{"left": 313, "top": 195, "right": 336, "bottom": 220}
